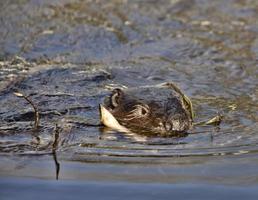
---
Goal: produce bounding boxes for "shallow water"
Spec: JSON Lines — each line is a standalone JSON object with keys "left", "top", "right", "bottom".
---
{"left": 0, "top": 0, "right": 258, "bottom": 199}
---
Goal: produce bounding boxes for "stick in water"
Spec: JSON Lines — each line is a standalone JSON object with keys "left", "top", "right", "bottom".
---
{"left": 194, "top": 114, "right": 223, "bottom": 126}
{"left": 14, "top": 92, "right": 40, "bottom": 130}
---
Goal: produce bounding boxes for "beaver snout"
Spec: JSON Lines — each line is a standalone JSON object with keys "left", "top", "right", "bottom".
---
{"left": 102, "top": 83, "right": 193, "bottom": 136}
{"left": 166, "top": 113, "right": 191, "bottom": 132}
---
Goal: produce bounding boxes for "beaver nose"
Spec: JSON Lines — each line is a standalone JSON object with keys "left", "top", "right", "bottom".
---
{"left": 166, "top": 113, "right": 190, "bottom": 132}
{"left": 169, "top": 116, "right": 190, "bottom": 132}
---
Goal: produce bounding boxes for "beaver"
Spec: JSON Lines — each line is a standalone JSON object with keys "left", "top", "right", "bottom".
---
{"left": 100, "top": 82, "right": 194, "bottom": 136}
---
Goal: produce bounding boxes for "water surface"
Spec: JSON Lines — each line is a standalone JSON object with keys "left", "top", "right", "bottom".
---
{"left": 0, "top": 0, "right": 258, "bottom": 199}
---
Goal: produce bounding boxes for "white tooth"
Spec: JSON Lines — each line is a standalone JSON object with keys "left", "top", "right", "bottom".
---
{"left": 99, "top": 104, "right": 129, "bottom": 132}
{"left": 99, "top": 104, "right": 147, "bottom": 142}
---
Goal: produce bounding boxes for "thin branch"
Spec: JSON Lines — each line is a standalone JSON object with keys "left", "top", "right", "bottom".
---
{"left": 165, "top": 82, "right": 195, "bottom": 121}
{"left": 53, "top": 151, "right": 60, "bottom": 180}
{"left": 52, "top": 123, "right": 61, "bottom": 180}
{"left": 14, "top": 92, "right": 40, "bottom": 130}
{"left": 194, "top": 114, "right": 223, "bottom": 126}
{"left": 52, "top": 123, "right": 60, "bottom": 151}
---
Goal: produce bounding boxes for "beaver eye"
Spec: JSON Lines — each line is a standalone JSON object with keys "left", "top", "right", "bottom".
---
{"left": 111, "top": 88, "right": 122, "bottom": 108}
{"left": 141, "top": 106, "right": 148, "bottom": 116}
{"left": 135, "top": 105, "right": 149, "bottom": 117}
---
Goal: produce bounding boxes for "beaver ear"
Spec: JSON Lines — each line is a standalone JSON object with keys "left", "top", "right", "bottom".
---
{"left": 110, "top": 88, "right": 123, "bottom": 108}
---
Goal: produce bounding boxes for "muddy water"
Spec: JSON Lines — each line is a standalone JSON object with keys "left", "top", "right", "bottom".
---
{"left": 0, "top": 0, "right": 258, "bottom": 199}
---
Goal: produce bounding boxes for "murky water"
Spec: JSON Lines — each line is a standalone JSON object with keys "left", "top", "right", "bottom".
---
{"left": 0, "top": 0, "right": 258, "bottom": 199}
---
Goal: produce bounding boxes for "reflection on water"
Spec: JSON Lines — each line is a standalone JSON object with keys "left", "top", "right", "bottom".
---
{"left": 0, "top": 0, "right": 258, "bottom": 191}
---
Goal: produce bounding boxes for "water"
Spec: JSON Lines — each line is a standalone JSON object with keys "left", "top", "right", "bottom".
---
{"left": 0, "top": 0, "right": 258, "bottom": 199}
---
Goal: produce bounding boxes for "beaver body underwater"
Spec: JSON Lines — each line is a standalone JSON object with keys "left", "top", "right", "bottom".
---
{"left": 100, "top": 82, "right": 193, "bottom": 136}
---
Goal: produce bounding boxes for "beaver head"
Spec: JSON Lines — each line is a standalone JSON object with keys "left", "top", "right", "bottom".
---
{"left": 100, "top": 83, "right": 193, "bottom": 136}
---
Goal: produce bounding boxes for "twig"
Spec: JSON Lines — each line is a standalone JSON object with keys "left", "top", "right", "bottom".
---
{"left": 14, "top": 92, "right": 40, "bottom": 130}
{"left": 194, "top": 114, "right": 223, "bottom": 126}
{"left": 52, "top": 123, "right": 61, "bottom": 180}
{"left": 52, "top": 123, "right": 60, "bottom": 151}
{"left": 165, "top": 82, "right": 195, "bottom": 121}
{"left": 53, "top": 151, "right": 60, "bottom": 180}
